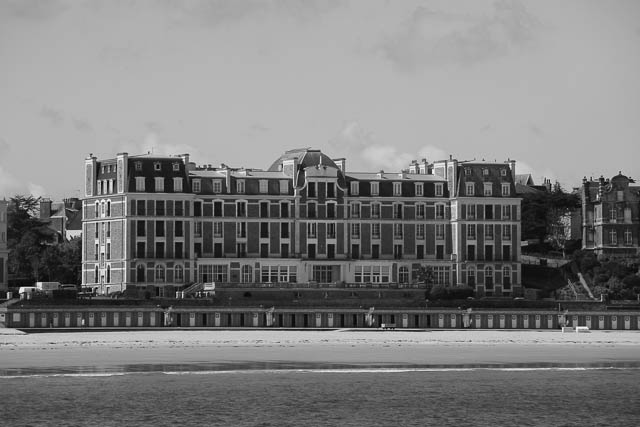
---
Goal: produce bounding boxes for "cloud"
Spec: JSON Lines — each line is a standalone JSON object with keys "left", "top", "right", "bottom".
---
{"left": 328, "top": 121, "right": 450, "bottom": 172}
{"left": 380, "top": 0, "right": 539, "bottom": 70}
{"left": 0, "top": 0, "right": 69, "bottom": 21}
{"left": 72, "top": 118, "right": 93, "bottom": 133}
{"left": 114, "top": 132, "right": 202, "bottom": 160}
{"left": 39, "top": 106, "right": 65, "bottom": 126}
{"left": 0, "top": 166, "right": 46, "bottom": 198}
{"left": 28, "top": 183, "right": 47, "bottom": 198}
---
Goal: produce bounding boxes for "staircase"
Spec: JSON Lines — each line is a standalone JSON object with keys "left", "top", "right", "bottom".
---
{"left": 182, "top": 282, "right": 204, "bottom": 296}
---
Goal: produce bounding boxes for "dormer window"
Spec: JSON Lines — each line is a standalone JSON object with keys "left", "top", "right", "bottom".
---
{"left": 435, "top": 183, "right": 444, "bottom": 197}
{"left": 502, "top": 183, "right": 510, "bottom": 196}
{"left": 415, "top": 183, "right": 424, "bottom": 196}
{"left": 501, "top": 169, "right": 507, "bottom": 176}
{"left": 135, "top": 162, "right": 142, "bottom": 171}
{"left": 483, "top": 169, "right": 489, "bottom": 176}
{"left": 154, "top": 162, "right": 161, "bottom": 171}
{"left": 236, "top": 179, "right": 245, "bottom": 194}
{"left": 192, "top": 179, "right": 201, "bottom": 193}
{"left": 350, "top": 181, "right": 359, "bottom": 196}
{"left": 371, "top": 182, "right": 379, "bottom": 196}
{"left": 213, "top": 180, "right": 222, "bottom": 193}
{"left": 466, "top": 182, "right": 475, "bottom": 196}
{"left": 173, "top": 163, "right": 180, "bottom": 171}
{"left": 259, "top": 180, "right": 268, "bottom": 194}
{"left": 393, "top": 182, "right": 402, "bottom": 196}
{"left": 484, "top": 183, "right": 492, "bottom": 196}
{"left": 464, "top": 168, "right": 471, "bottom": 176}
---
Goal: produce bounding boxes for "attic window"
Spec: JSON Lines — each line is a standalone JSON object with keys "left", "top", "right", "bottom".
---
{"left": 501, "top": 169, "right": 507, "bottom": 176}
{"left": 135, "top": 162, "right": 142, "bottom": 171}
{"left": 483, "top": 169, "right": 489, "bottom": 176}
{"left": 464, "top": 168, "right": 471, "bottom": 176}
{"left": 173, "top": 163, "right": 180, "bottom": 171}
{"left": 154, "top": 162, "right": 161, "bottom": 171}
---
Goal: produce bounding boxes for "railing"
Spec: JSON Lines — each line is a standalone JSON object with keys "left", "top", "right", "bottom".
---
{"left": 210, "top": 282, "right": 430, "bottom": 290}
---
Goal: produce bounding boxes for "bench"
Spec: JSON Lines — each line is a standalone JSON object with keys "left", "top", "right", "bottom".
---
{"left": 575, "top": 326, "right": 590, "bottom": 333}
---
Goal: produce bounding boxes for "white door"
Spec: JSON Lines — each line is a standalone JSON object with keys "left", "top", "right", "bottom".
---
{"left": 126, "top": 313, "right": 132, "bottom": 327}
{"left": 535, "top": 315, "right": 541, "bottom": 329}
{"left": 402, "top": 314, "right": 408, "bottom": 328}
{"left": 88, "top": 313, "right": 95, "bottom": 327}
{"left": 487, "top": 315, "right": 493, "bottom": 328}
{"left": 499, "top": 315, "right": 505, "bottom": 329}
{"left": 624, "top": 316, "right": 630, "bottom": 330}
{"left": 65, "top": 313, "right": 71, "bottom": 327}
{"left": 316, "top": 313, "right": 322, "bottom": 328}
{"left": 523, "top": 315, "right": 529, "bottom": 329}
{"left": 215, "top": 313, "right": 221, "bottom": 327}
{"left": 438, "top": 314, "right": 444, "bottom": 328}
{"left": 113, "top": 312, "right": 119, "bottom": 326}
{"left": 612, "top": 316, "right": 618, "bottom": 330}
{"left": 328, "top": 313, "right": 333, "bottom": 328}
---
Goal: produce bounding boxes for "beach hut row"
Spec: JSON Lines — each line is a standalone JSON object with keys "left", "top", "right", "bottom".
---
{"left": 2, "top": 307, "right": 640, "bottom": 330}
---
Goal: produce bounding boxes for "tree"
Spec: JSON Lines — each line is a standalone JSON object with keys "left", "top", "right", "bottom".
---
{"left": 7, "top": 195, "right": 57, "bottom": 283}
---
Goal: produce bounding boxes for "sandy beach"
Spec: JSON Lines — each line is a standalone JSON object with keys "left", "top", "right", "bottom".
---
{"left": 1, "top": 329, "right": 639, "bottom": 370}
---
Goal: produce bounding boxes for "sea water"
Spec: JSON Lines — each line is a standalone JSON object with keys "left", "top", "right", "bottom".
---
{"left": 2, "top": 362, "right": 639, "bottom": 426}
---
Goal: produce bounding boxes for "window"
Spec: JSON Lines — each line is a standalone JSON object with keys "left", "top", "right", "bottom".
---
{"left": 213, "top": 222, "right": 223, "bottom": 237}
{"left": 307, "top": 222, "right": 317, "bottom": 238}
{"left": 393, "top": 203, "right": 403, "bottom": 219}
{"left": 236, "top": 179, "right": 245, "bottom": 194}
{"left": 371, "top": 223, "right": 381, "bottom": 239}
{"left": 135, "top": 177, "right": 145, "bottom": 192}
{"left": 501, "top": 183, "right": 510, "bottom": 196}
{"left": 467, "top": 245, "right": 475, "bottom": 261}
{"left": 155, "top": 264, "right": 165, "bottom": 282}
{"left": 502, "top": 225, "right": 511, "bottom": 240}
{"left": 393, "top": 223, "right": 403, "bottom": 239}
{"left": 399, "top": 266, "right": 410, "bottom": 284}
{"left": 485, "top": 224, "right": 493, "bottom": 240}
{"left": 192, "top": 179, "right": 201, "bottom": 193}
{"left": 467, "top": 204, "right": 476, "bottom": 219}
{"left": 198, "top": 265, "right": 228, "bottom": 283}
{"left": 242, "top": 265, "right": 253, "bottom": 283}
{"left": 213, "top": 180, "right": 222, "bottom": 193}
{"left": 106, "top": 243, "right": 111, "bottom": 260}
{"left": 137, "top": 242, "right": 145, "bottom": 258}
{"left": 155, "top": 242, "right": 165, "bottom": 258}
{"left": 281, "top": 223, "right": 289, "bottom": 238}
{"left": 500, "top": 169, "right": 507, "bottom": 176}
{"left": 307, "top": 182, "right": 316, "bottom": 198}
{"left": 416, "top": 224, "right": 425, "bottom": 239}
{"left": 467, "top": 224, "right": 476, "bottom": 240}
{"left": 355, "top": 265, "right": 390, "bottom": 283}
{"left": 260, "top": 201, "right": 270, "bottom": 218}
{"left": 155, "top": 200, "right": 165, "bottom": 216}
{"left": 260, "top": 222, "right": 269, "bottom": 238}
{"left": 625, "top": 229, "right": 633, "bottom": 245}
{"left": 485, "top": 266, "right": 494, "bottom": 289}
{"left": 617, "top": 191, "right": 624, "bottom": 202}
{"left": 393, "top": 244, "right": 402, "bottom": 259}
{"left": 436, "top": 204, "right": 445, "bottom": 219}
{"left": 350, "top": 181, "right": 359, "bottom": 196}
{"left": 482, "top": 168, "right": 489, "bottom": 176}
{"left": 259, "top": 180, "right": 268, "bottom": 194}
{"left": 503, "top": 245, "right": 511, "bottom": 261}
{"left": 154, "top": 162, "right": 161, "bottom": 171}
{"left": 175, "top": 242, "right": 183, "bottom": 259}
{"left": 371, "top": 203, "right": 380, "bottom": 218}
{"left": 106, "top": 201, "right": 111, "bottom": 217}
{"left": 327, "top": 202, "right": 336, "bottom": 218}
{"left": 173, "top": 178, "right": 183, "bottom": 192}
{"left": 135, "top": 162, "right": 142, "bottom": 171}
{"left": 484, "top": 183, "right": 492, "bottom": 196}
{"left": 194, "top": 221, "right": 202, "bottom": 237}
{"left": 155, "top": 221, "right": 164, "bottom": 237}
{"left": 502, "top": 205, "right": 511, "bottom": 219}
{"left": 503, "top": 267, "right": 511, "bottom": 290}
{"left": 307, "top": 202, "right": 316, "bottom": 218}
{"left": 327, "top": 222, "right": 336, "bottom": 239}
{"left": 436, "top": 224, "right": 445, "bottom": 240}
{"left": 468, "top": 267, "right": 476, "bottom": 286}
{"left": 464, "top": 168, "right": 471, "bottom": 176}
{"left": 393, "top": 182, "right": 402, "bottom": 196}
{"left": 236, "top": 201, "right": 247, "bottom": 217}
{"left": 280, "top": 202, "right": 289, "bottom": 218}
{"left": 415, "top": 183, "right": 424, "bottom": 196}
{"left": 237, "top": 222, "right": 247, "bottom": 238}
{"left": 327, "top": 182, "right": 335, "bottom": 198}
{"left": 609, "top": 230, "right": 617, "bottom": 245}
{"left": 351, "top": 203, "right": 360, "bottom": 218}
{"left": 416, "top": 203, "right": 425, "bottom": 219}
{"left": 466, "top": 182, "right": 474, "bottom": 196}
{"left": 175, "top": 265, "right": 184, "bottom": 282}
{"left": 173, "top": 163, "right": 180, "bottom": 171}
{"left": 137, "top": 220, "right": 146, "bottom": 237}
{"left": 351, "top": 223, "right": 360, "bottom": 239}
{"left": 175, "top": 221, "right": 183, "bottom": 237}
{"left": 485, "top": 205, "right": 493, "bottom": 219}
{"left": 279, "top": 180, "right": 288, "bottom": 194}
{"left": 435, "top": 183, "right": 443, "bottom": 197}
{"left": 371, "top": 182, "right": 379, "bottom": 196}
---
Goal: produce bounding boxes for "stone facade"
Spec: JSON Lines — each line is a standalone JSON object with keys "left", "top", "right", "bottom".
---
{"left": 0, "top": 199, "right": 8, "bottom": 292}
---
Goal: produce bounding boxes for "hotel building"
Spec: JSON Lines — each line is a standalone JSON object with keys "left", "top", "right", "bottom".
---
{"left": 82, "top": 149, "right": 521, "bottom": 297}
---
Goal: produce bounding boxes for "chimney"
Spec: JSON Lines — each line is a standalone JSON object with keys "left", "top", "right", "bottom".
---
{"left": 40, "top": 199, "right": 52, "bottom": 219}
{"left": 509, "top": 159, "right": 516, "bottom": 181}
{"left": 334, "top": 158, "right": 346, "bottom": 173}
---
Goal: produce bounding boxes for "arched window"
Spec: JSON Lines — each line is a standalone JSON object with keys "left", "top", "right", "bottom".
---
{"left": 106, "top": 265, "right": 111, "bottom": 283}
{"left": 242, "top": 265, "right": 253, "bottom": 283}
{"left": 95, "top": 202, "right": 99, "bottom": 217}
{"left": 468, "top": 267, "right": 476, "bottom": 286}
{"left": 94, "top": 266, "right": 99, "bottom": 283}
{"left": 155, "top": 264, "right": 165, "bottom": 283}
{"left": 175, "top": 265, "right": 184, "bottom": 283}
{"left": 399, "top": 266, "right": 409, "bottom": 284}
{"left": 106, "top": 201, "right": 111, "bottom": 217}
{"left": 485, "top": 266, "right": 494, "bottom": 289}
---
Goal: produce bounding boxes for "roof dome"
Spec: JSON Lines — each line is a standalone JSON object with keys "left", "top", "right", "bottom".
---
{"left": 268, "top": 148, "right": 345, "bottom": 188}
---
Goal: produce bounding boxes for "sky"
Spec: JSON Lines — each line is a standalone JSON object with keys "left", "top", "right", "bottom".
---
{"left": 1, "top": 0, "right": 639, "bottom": 200}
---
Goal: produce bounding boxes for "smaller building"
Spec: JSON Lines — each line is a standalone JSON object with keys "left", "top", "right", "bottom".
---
{"left": 39, "top": 198, "right": 83, "bottom": 242}
{"left": 0, "top": 199, "right": 8, "bottom": 292}
{"left": 581, "top": 173, "right": 640, "bottom": 257}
